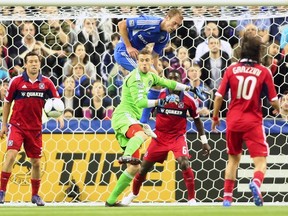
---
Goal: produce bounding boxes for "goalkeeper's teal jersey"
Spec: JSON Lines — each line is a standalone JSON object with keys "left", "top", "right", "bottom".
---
{"left": 113, "top": 68, "right": 178, "bottom": 120}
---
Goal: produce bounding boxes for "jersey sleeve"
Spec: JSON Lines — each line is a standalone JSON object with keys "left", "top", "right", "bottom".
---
{"left": 5, "top": 78, "right": 17, "bottom": 102}
{"left": 126, "top": 15, "right": 159, "bottom": 30}
{"left": 151, "top": 73, "right": 177, "bottom": 89}
{"left": 216, "top": 68, "right": 230, "bottom": 97}
{"left": 46, "top": 78, "right": 60, "bottom": 99}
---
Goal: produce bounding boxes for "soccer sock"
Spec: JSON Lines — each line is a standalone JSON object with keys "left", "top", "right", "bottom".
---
{"left": 123, "top": 136, "right": 144, "bottom": 156}
{"left": 106, "top": 170, "right": 134, "bottom": 204}
{"left": 182, "top": 168, "right": 195, "bottom": 200}
{"left": 140, "top": 88, "right": 160, "bottom": 123}
{"left": 253, "top": 171, "right": 265, "bottom": 188}
{"left": 0, "top": 171, "right": 11, "bottom": 192}
{"left": 31, "top": 179, "right": 41, "bottom": 196}
{"left": 133, "top": 173, "right": 146, "bottom": 196}
{"left": 223, "top": 179, "right": 235, "bottom": 202}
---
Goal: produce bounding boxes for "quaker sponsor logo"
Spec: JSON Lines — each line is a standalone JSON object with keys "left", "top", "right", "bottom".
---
{"left": 20, "top": 92, "right": 44, "bottom": 98}
{"left": 159, "top": 108, "right": 183, "bottom": 116}
{"left": 39, "top": 83, "right": 45, "bottom": 89}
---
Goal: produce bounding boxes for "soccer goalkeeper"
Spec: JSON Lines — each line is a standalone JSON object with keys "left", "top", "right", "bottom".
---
{"left": 121, "top": 69, "right": 211, "bottom": 206}
{"left": 105, "top": 49, "right": 203, "bottom": 207}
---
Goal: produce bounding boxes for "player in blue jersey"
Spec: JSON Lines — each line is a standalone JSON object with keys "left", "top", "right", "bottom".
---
{"left": 114, "top": 8, "right": 184, "bottom": 137}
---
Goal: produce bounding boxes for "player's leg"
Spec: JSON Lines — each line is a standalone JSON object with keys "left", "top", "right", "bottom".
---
{"left": 222, "top": 130, "right": 243, "bottom": 207}
{"left": 26, "top": 131, "right": 45, "bottom": 206}
{"left": 119, "top": 124, "right": 149, "bottom": 161}
{"left": 106, "top": 124, "right": 143, "bottom": 206}
{"left": 245, "top": 125, "right": 268, "bottom": 207}
{"left": 106, "top": 161, "right": 140, "bottom": 207}
{"left": 0, "top": 126, "right": 23, "bottom": 204}
{"left": 173, "top": 136, "right": 196, "bottom": 205}
{"left": 122, "top": 137, "right": 167, "bottom": 205}
{"left": 176, "top": 156, "right": 196, "bottom": 205}
{"left": 121, "top": 159, "right": 155, "bottom": 205}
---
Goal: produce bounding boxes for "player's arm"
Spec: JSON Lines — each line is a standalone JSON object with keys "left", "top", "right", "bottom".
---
{"left": 211, "top": 93, "right": 223, "bottom": 131}
{"left": 194, "top": 117, "right": 211, "bottom": 156}
{"left": 118, "top": 19, "right": 139, "bottom": 59}
{"left": 0, "top": 101, "right": 12, "bottom": 139}
{"left": 152, "top": 73, "right": 189, "bottom": 91}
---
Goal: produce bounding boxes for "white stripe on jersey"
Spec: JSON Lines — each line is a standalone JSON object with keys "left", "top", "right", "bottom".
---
{"left": 137, "top": 20, "right": 160, "bottom": 25}
{"left": 121, "top": 52, "right": 137, "bottom": 70}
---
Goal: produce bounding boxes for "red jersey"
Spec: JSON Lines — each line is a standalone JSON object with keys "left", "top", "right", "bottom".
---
{"left": 155, "top": 89, "right": 199, "bottom": 136}
{"left": 5, "top": 71, "right": 59, "bottom": 130}
{"left": 216, "top": 60, "right": 278, "bottom": 131}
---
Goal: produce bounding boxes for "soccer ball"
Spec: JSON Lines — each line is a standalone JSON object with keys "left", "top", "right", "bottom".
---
{"left": 44, "top": 98, "right": 65, "bottom": 118}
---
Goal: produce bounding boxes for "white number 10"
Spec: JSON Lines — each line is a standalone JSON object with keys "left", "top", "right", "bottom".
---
{"left": 236, "top": 76, "right": 257, "bottom": 100}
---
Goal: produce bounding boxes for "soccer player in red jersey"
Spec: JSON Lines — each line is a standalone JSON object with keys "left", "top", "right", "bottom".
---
{"left": 0, "top": 52, "right": 64, "bottom": 206}
{"left": 121, "top": 69, "right": 211, "bottom": 206}
{"left": 211, "top": 33, "right": 280, "bottom": 207}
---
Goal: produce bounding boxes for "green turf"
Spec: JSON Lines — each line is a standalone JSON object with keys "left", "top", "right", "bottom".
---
{"left": 0, "top": 206, "right": 288, "bottom": 216}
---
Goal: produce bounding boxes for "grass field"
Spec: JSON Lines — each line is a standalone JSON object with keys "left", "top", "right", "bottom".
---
{"left": 0, "top": 205, "right": 288, "bottom": 216}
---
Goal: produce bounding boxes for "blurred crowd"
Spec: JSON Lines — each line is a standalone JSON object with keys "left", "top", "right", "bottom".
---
{"left": 0, "top": 5, "right": 288, "bottom": 120}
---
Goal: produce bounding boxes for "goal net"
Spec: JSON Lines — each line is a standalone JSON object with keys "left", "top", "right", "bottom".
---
{"left": 0, "top": 2, "right": 288, "bottom": 204}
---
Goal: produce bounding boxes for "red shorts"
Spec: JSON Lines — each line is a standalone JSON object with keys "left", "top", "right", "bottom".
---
{"left": 143, "top": 130, "right": 190, "bottom": 163}
{"left": 226, "top": 125, "right": 269, "bottom": 157}
{"left": 7, "top": 124, "right": 43, "bottom": 158}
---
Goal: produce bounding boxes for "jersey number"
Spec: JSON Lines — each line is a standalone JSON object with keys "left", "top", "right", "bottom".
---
{"left": 236, "top": 76, "right": 257, "bottom": 100}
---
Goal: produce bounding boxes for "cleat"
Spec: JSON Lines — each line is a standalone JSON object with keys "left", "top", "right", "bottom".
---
{"left": 31, "top": 195, "right": 45, "bottom": 206}
{"left": 223, "top": 200, "right": 232, "bottom": 207}
{"left": 118, "top": 156, "right": 141, "bottom": 165}
{"left": 0, "top": 190, "right": 5, "bottom": 204}
{"left": 249, "top": 181, "right": 263, "bottom": 206}
{"left": 143, "top": 124, "right": 157, "bottom": 138}
{"left": 121, "top": 192, "right": 138, "bottom": 205}
{"left": 105, "top": 201, "right": 126, "bottom": 207}
{"left": 187, "top": 198, "right": 197, "bottom": 206}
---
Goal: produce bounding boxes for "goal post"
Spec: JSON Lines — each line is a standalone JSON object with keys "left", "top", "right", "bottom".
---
{"left": 0, "top": 2, "right": 287, "bottom": 205}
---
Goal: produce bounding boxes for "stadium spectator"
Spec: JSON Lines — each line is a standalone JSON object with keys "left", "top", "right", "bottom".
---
{"left": 186, "top": 64, "right": 210, "bottom": 116}
{"left": 232, "top": 23, "right": 268, "bottom": 66}
{"left": 9, "top": 22, "right": 62, "bottom": 78}
{"left": 194, "top": 21, "right": 232, "bottom": 62}
{"left": 198, "top": 37, "right": 231, "bottom": 92}
{"left": 211, "top": 33, "right": 280, "bottom": 207}
{"left": 105, "top": 49, "right": 194, "bottom": 207}
{"left": 5, "top": 6, "right": 27, "bottom": 47}
{"left": 100, "top": 33, "right": 120, "bottom": 85}
{"left": 236, "top": 6, "right": 271, "bottom": 44}
{"left": 63, "top": 42, "right": 96, "bottom": 79}
{"left": 0, "top": 24, "right": 10, "bottom": 73}
{"left": 77, "top": 18, "right": 105, "bottom": 78}
{"left": 38, "top": 6, "right": 70, "bottom": 79}
{"left": 170, "top": 46, "right": 191, "bottom": 83}
{"left": 121, "top": 69, "right": 211, "bottom": 206}
{"left": 279, "top": 91, "right": 288, "bottom": 121}
{"left": 270, "top": 6, "right": 288, "bottom": 43}
{"left": 0, "top": 78, "right": 9, "bottom": 119}
{"left": 0, "top": 52, "right": 64, "bottom": 206}
{"left": 60, "top": 76, "right": 83, "bottom": 118}
{"left": 114, "top": 8, "right": 184, "bottom": 133}
{"left": 83, "top": 80, "right": 113, "bottom": 120}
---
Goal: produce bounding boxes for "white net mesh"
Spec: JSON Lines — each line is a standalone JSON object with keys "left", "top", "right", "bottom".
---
{"left": 0, "top": 5, "right": 288, "bottom": 204}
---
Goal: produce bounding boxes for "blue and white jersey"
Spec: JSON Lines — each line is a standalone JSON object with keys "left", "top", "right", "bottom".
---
{"left": 117, "top": 15, "right": 170, "bottom": 55}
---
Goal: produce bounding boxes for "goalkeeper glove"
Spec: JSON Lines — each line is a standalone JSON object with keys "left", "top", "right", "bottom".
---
{"left": 190, "top": 87, "right": 210, "bottom": 101}
{"left": 158, "top": 94, "right": 180, "bottom": 107}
